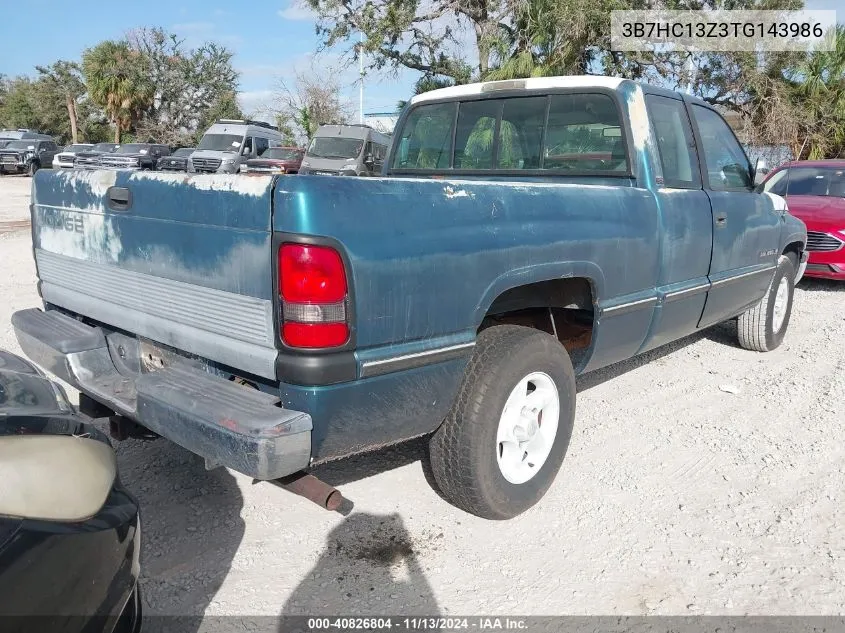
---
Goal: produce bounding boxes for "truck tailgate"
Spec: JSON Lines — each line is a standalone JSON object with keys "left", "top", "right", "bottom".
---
{"left": 30, "top": 170, "right": 279, "bottom": 379}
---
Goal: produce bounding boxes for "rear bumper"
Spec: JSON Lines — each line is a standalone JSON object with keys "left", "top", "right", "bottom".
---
{"left": 11, "top": 308, "right": 313, "bottom": 480}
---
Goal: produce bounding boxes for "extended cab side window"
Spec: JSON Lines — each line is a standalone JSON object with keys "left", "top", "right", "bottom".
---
{"left": 543, "top": 94, "right": 627, "bottom": 173}
{"left": 392, "top": 102, "right": 455, "bottom": 169}
{"left": 645, "top": 95, "right": 700, "bottom": 189}
{"left": 692, "top": 105, "right": 752, "bottom": 190}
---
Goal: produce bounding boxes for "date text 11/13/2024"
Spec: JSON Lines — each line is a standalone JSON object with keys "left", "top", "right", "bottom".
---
{"left": 306, "top": 617, "right": 528, "bottom": 630}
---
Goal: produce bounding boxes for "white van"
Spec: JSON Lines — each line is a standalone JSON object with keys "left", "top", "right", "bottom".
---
{"left": 299, "top": 124, "right": 391, "bottom": 176}
{"left": 189, "top": 119, "right": 283, "bottom": 174}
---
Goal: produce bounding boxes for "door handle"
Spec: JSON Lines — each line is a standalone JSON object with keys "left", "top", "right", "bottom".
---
{"left": 106, "top": 186, "right": 132, "bottom": 212}
{"left": 715, "top": 213, "right": 727, "bottom": 227}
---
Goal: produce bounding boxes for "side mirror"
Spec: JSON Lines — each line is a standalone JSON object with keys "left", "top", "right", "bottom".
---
{"left": 753, "top": 158, "right": 769, "bottom": 187}
{"left": 0, "top": 436, "right": 116, "bottom": 522}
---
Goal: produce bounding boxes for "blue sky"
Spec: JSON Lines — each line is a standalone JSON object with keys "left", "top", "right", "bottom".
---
{"left": 0, "top": 0, "right": 420, "bottom": 120}
{"left": 0, "top": 0, "right": 840, "bottom": 123}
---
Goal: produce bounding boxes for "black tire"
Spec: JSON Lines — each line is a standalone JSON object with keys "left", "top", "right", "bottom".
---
{"left": 27, "top": 161, "right": 38, "bottom": 177}
{"left": 737, "top": 254, "right": 795, "bottom": 352}
{"left": 429, "top": 325, "right": 576, "bottom": 520}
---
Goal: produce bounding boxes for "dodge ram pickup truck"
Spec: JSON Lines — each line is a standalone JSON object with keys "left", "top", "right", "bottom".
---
{"left": 12, "top": 76, "right": 808, "bottom": 520}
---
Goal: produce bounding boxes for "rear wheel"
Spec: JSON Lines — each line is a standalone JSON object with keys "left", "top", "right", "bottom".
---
{"left": 737, "top": 254, "right": 795, "bottom": 352}
{"left": 429, "top": 325, "right": 576, "bottom": 520}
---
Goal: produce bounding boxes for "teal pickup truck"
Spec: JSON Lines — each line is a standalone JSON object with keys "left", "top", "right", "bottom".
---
{"left": 12, "top": 76, "right": 807, "bottom": 519}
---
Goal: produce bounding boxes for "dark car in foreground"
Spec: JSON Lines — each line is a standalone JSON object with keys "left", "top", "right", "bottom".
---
{"left": 243, "top": 146, "right": 304, "bottom": 174}
{"left": 0, "top": 349, "right": 141, "bottom": 633}
{"left": 763, "top": 160, "right": 845, "bottom": 280}
{"left": 157, "top": 147, "right": 194, "bottom": 172}
{"left": 74, "top": 143, "right": 120, "bottom": 169}
{"left": 0, "top": 139, "right": 60, "bottom": 176}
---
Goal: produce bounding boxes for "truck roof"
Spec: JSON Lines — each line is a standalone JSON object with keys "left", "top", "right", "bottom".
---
{"left": 410, "top": 76, "right": 628, "bottom": 105}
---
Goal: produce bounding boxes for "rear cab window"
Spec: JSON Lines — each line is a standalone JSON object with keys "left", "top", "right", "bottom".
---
{"left": 390, "top": 91, "right": 629, "bottom": 175}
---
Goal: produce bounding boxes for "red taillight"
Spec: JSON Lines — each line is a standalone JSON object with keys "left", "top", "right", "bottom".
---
{"left": 282, "top": 322, "right": 349, "bottom": 348}
{"left": 281, "top": 244, "right": 347, "bottom": 303}
{"left": 279, "top": 244, "right": 349, "bottom": 348}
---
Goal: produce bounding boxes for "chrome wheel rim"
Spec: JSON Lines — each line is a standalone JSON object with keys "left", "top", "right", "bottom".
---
{"left": 772, "top": 276, "right": 790, "bottom": 332}
{"left": 495, "top": 372, "right": 560, "bottom": 485}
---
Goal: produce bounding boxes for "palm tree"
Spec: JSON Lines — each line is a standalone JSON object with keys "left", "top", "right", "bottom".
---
{"left": 82, "top": 41, "right": 153, "bottom": 143}
{"left": 793, "top": 25, "right": 845, "bottom": 159}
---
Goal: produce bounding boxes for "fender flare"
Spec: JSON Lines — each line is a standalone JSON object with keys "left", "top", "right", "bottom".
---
{"left": 473, "top": 261, "right": 606, "bottom": 328}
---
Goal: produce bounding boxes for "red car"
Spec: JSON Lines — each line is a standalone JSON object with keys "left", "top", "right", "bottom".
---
{"left": 243, "top": 146, "right": 304, "bottom": 174}
{"left": 763, "top": 160, "right": 845, "bottom": 280}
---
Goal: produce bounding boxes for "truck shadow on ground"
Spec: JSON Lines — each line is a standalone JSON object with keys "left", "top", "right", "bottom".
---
{"left": 278, "top": 512, "right": 441, "bottom": 631}
{"left": 111, "top": 435, "right": 245, "bottom": 633}
{"left": 798, "top": 278, "right": 844, "bottom": 292}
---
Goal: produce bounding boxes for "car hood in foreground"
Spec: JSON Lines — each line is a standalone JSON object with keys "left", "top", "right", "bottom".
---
{"left": 0, "top": 350, "right": 72, "bottom": 418}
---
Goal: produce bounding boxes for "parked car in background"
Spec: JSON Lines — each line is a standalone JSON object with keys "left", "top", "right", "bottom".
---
{"left": 52, "top": 143, "right": 94, "bottom": 169}
{"left": 299, "top": 124, "right": 390, "bottom": 176}
{"left": 14, "top": 77, "right": 807, "bottom": 521}
{"left": 0, "top": 349, "right": 141, "bottom": 633}
{"left": 243, "top": 146, "right": 304, "bottom": 174}
{"left": 74, "top": 143, "right": 119, "bottom": 169}
{"left": 98, "top": 143, "right": 170, "bottom": 171}
{"left": 157, "top": 147, "right": 194, "bottom": 172}
{"left": 189, "top": 119, "right": 283, "bottom": 174}
{"left": 0, "top": 139, "right": 59, "bottom": 176}
{"left": 763, "top": 160, "right": 845, "bottom": 281}
{"left": 0, "top": 129, "right": 54, "bottom": 143}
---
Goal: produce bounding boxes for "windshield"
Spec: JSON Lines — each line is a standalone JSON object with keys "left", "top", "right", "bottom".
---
{"left": 197, "top": 133, "right": 242, "bottom": 152}
{"left": 5, "top": 141, "right": 37, "bottom": 150}
{"left": 765, "top": 166, "right": 845, "bottom": 197}
{"left": 115, "top": 144, "right": 150, "bottom": 154}
{"left": 261, "top": 148, "right": 302, "bottom": 160}
{"left": 92, "top": 143, "right": 117, "bottom": 152}
{"left": 173, "top": 148, "right": 194, "bottom": 157}
{"left": 307, "top": 137, "right": 363, "bottom": 160}
{"left": 64, "top": 144, "right": 91, "bottom": 152}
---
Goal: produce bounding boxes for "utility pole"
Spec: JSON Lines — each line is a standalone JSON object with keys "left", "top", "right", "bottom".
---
{"left": 359, "top": 32, "right": 364, "bottom": 124}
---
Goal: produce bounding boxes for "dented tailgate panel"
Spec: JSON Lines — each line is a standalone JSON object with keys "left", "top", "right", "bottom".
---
{"left": 30, "top": 170, "right": 279, "bottom": 379}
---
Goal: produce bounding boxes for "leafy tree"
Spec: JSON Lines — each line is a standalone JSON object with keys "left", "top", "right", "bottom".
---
{"left": 273, "top": 63, "right": 351, "bottom": 143}
{"left": 0, "top": 77, "right": 40, "bottom": 131}
{"left": 82, "top": 40, "right": 154, "bottom": 142}
{"left": 35, "top": 61, "right": 86, "bottom": 143}
{"left": 128, "top": 28, "right": 242, "bottom": 146}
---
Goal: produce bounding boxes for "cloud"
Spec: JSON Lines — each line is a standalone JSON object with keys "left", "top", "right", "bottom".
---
{"left": 278, "top": 2, "right": 317, "bottom": 21}
{"left": 238, "top": 90, "right": 276, "bottom": 120}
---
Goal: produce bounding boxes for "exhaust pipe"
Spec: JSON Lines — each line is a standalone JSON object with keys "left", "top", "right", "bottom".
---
{"left": 276, "top": 472, "right": 343, "bottom": 511}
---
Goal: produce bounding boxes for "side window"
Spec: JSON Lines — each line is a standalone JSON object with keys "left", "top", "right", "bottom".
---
{"left": 692, "top": 105, "right": 751, "bottom": 190}
{"left": 763, "top": 169, "right": 788, "bottom": 196}
{"left": 645, "top": 95, "right": 700, "bottom": 189}
{"left": 242, "top": 136, "right": 254, "bottom": 156}
{"left": 255, "top": 137, "right": 269, "bottom": 156}
{"left": 497, "top": 97, "right": 545, "bottom": 169}
{"left": 454, "top": 100, "right": 499, "bottom": 169}
{"left": 391, "top": 102, "right": 455, "bottom": 169}
{"left": 543, "top": 94, "right": 627, "bottom": 172}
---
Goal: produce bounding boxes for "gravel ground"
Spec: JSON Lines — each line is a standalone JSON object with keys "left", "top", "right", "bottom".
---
{"left": 1, "top": 177, "right": 844, "bottom": 620}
